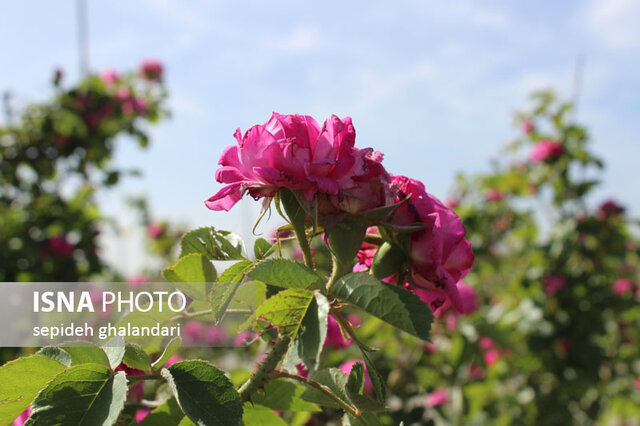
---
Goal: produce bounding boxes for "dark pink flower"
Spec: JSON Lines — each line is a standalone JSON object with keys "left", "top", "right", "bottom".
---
{"left": 339, "top": 360, "right": 373, "bottom": 393}
{"left": 597, "top": 199, "right": 625, "bottom": 220}
{"left": 390, "top": 175, "right": 474, "bottom": 313}
{"left": 479, "top": 337, "right": 494, "bottom": 351}
{"left": 529, "top": 140, "right": 565, "bottom": 163}
{"left": 140, "top": 59, "right": 163, "bottom": 81}
{"left": 205, "top": 113, "right": 377, "bottom": 212}
{"left": 613, "top": 279, "right": 636, "bottom": 297}
{"left": 147, "top": 222, "right": 166, "bottom": 239}
{"left": 544, "top": 275, "right": 566, "bottom": 297}
{"left": 426, "top": 388, "right": 448, "bottom": 407}
{"left": 234, "top": 330, "right": 258, "bottom": 347}
{"left": 164, "top": 354, "right": 182, "bottom": 368}
{"left": 485, "top": 188, "right": 504, "bottom": 202}
{"left": 135, "top": 409, "right": 151, "bottom": 423}
{"left": 468, "top": 364, "right": 485, "bottom": 380}
{"left": 324, "top": 316, "right": 351, "bottom": 349}
{"left": 47, "top": 235, "right": 74, "bottom": 257}
{"left": 484, "top": 349, "right": 500, "bottom": 366}
{"left": 115, "top": 363, "right": 145, "bottom": 402}
{"left": 204, "top": 325, "right": 229, "bottom": 345}
{"left": 353, "top": 227, "right": 380, "bottom": 272}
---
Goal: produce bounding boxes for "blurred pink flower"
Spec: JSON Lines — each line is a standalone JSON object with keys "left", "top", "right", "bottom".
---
{"left": 324, "top": 316, "right": 351, "bottom": 349}
{"left": 390, "top": 175, "right": 474, "bottom": 313}
{"left": 100, "top": 69, "right": 119, "bottom": 85}
{"left": 635, "top": 376, "right": 640, "bottom": 391}
{"left": 613, "top": 279, "right": 635, "bottom": 297}
{"left": 140, "top": 59, "right": 163, "bottom": 81}
{"left": 485, "top": 188, "right": 504, "bottom": 202}
{"left": 164, "top": 354, "right": 182, "bottom": 368}
{"left": 204, "top": 325, "right": 229, "bottom": 345}
{"left": 426, "top": 388, "right": 448, "bottom": 407}
{"left": 206, "top": 113, "right": 378, "bottom": 212}
{"left": 529, "top": 140, "right": 564, "bottom": 163}
{"left": 47, "top": 235, "right": 74, "bottom": 257}
{"left": 147, "top": 222, "right": 166, "bottom": 239}
{"left": 445, "top": 196, "right": 460, "bottom": 209}
{"left": 339, "top": 360, "right": 373, "bottom": 393}
{"left": 136, "top": 409, "right": 151, "bottom": 423}
{"left": 479, "top": 337, "right": 494, "bottom": 351}
{"left": 597, "top": 199, "right": 625, "bottom": 220}
{"left": 234, "top": 330, "right": 258, "bottom": 347}
{"left": 484, "top": 349, "right": 500, "bottom": 366}
{"left": 544, "top": 275, "right": 567, "bottom": 297}
{"left": 183, "top": 320, "right": 205, "bottom": 343}
{"left": 522, "top": 119, "right": 534, "bottom": 134}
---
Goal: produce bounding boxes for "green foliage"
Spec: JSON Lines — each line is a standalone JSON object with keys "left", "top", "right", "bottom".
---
{"left": 163, "top": 253, "right": 217, "bottom": 300}
{"left": 330, "top": 272, "right": 433, "bottom": 341}
{"left": 26, "top": 364, "right": 127, "bottom": 425}
{"left": 180, "top": 227, "right": 246, "bottom": 261}
{"left": 250, "top": 379, "right": 321, "bottom": 412}
{"left": 0, "top": 355, "right": 67, "bottom": 423}
{"left": 122, "top": 343, "right": 151, "bottom": 371}
{"left": 247, "top": 259, "right": 321, "bottom": 290}
{"left": 161, "top": 360, "right": 243, "bottom": 426}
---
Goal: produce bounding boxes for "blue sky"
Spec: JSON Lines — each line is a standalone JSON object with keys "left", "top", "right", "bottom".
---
{"left": 2, "top": 0, "right": 639, "bottom": 275}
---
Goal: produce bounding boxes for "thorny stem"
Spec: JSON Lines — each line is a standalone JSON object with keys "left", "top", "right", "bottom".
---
{"left": 297, "top": 229, "right": 315, "bottom": 270}
{"left": 239, "top": 335, "right": 291, "bottom": 401}
{"left": 272, "top": 371, "right": 361, "bottom": 420}
{"left": 332, "top": 309, "right": 378, "bottom": 352}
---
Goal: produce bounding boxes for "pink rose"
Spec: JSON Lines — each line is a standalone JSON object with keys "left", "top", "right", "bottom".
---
{"left": 479, "top": 337, "right": 494, "bottom": 351}
{"left": 529, "top": 140, "right": 564, "bottom": 163}
{"left": 544, "top": 275, "right": 566, "bottom": 297}
{"left": 205, "top": 113, "right": 377, "bottom": 212}
{"left": 426, "top": 388, "right": 448, "bottom": 407}
{"left": 390, "top": 175, "right": 474, "bottom": 313}
{"left": 100, "top": 69, "right": 119, "bottom": 85}
{"left": 522, "top": 119, "right": 534, "bottom": 134}
{"left": 484, "top": 349, "right": 500, "bottom": 366}
{"left": 597, "top": 199, "right": 625, "bottom": 220}
{"left": 353, "top": 227, "right": 380, "bottom": 272}
{"left": 183, "top": 320, "right": 205, "bottom": 343}
{"left": 234, "top": 330, "right": 258, "bottom": 347}
{"left": 147, "top": 222, "right": 166, "bottom": 239}
{"left": 324, "top": 315, "right": 351, "bottom": 349}
{"left": 47, "top": 235, "right": 74, "bottom": 257}
{"left": 339, "top": 360, "right": 373, "bottom": 393}
{"left": 485, "top": 188, "right": 504, "bottom": 202}
{"left": 204, "top": 325, "right": 229, "bottom": 345}
{"left": 140, "top": 59, "right": 163, "bottom": 81}
{"left": 115, "top": 363, "right": 145, "bottom": 402}
{"left": 613, "top": 279, "right": 636, "bottom": 297}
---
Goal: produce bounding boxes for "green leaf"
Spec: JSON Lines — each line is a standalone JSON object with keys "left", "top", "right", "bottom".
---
{"left": 254, "top": 238, "right": 273, "bottom": 260}
{"left": 162, "top": 253, "right": 216, "bottom": 301}
{"left": 347, "top": 362, "right": 365, "bottom": 394}
{"left": 36, "top": 346, "right": 72, "bottom": 367}
{"left": 301, "top": 368, "right": 383, "bottom": 412}
{"left": 61, "top": 341, "right": 111, "bottom": 367}
{"left": 342, "top": 412, "right": 384, "bottom": 426}
{"left": 247, "top": 259, "right": 321, "bottom": 290}
{"left": 0, "top": 355, "right": 67, "bottom": 424}
{"left": 178, "top": 417, "right": 196, "bottom": 426}
{"left": 26, "top": 364, "right": 127, "bottom": 426}
{"left": 151, "top": 337, "right": 182, "bottom": 369}
{"left": 114, "top": 301, "right": 181, "bottom": 348}
{"left": 103, "top": 336, "right": 125, "bottom": 370}
{"left": 245, "top": 288, "right": 315, "bottom": 337}
{"left": 218, "top": 260, "right": 253, "bottom": 283}
{"left": 329, "top": 272, "right": 432, "bottom": 341}
{"left": 284, "top": 293, "right": 329, "bottom": 373}
{"left": 361, "top": 350, "right": 386, "bottom": 404}
{"left": 161, "top": 360, "right": 243, "bottom": 426}
{"left": 139, "top": 398, "right": 184, "bottom": 426}
{"left": 250, "top": 379, "right": 320, "bottom": 412}
{"left": 211, "top": 260, "right": 253, "bottom": 324}
{"left": 242, "top": 403, "right": 286, "bottom": 426}
{"left": 180, "top": 227, "right": 246, "bottom": 260}
{"left": 122, "top": 343, "right": 151, "bottom": 371}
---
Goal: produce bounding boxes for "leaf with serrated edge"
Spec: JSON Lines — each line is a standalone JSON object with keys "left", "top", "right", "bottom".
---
{"left": 152, "top": 337, "right": 182, "bottom": 369}
{"left": 247, "top": 259, "right": 321, "bottom": 289}
{"left": 283, "top": 293, "right": 329, "bottom": 374}
{"left": 0, "top": 355, "right": 67, "bottom": 423}
{"left": 330, "top": 272, "right": 432, "bottom": 341}
{"left": 61, "top": 341, "right": 111, "bottom": 367}
{"left": 162, "top": 253, "right": 216, "bottom": 301}
{"left": 242, "top": 403, "right": 287, "bottom": 425}
{"left": 300, "top": 368, "right": 384, "bottom": 412}
{"left": 103, "top": 336, "right": 125, "bottom": 370}
{"left": 26, "top": 364, "right": 127, "bottom": 426}
{"left": 180, "top": 227, "right": 246, "bottom": 260}
{"left": 244, "top": 289, "right": 315, "bottom": 337}
{"left": 35, "top": 347, "right": 72, "bottom": 367}
{"left": 122, "top": 343, "right": 151, "bottom": 371}
{"left": 250, "top": 379, "right": 320, "bottom": 412}
{"left": 161, "top": 360, "right": 243, "bottom": 426}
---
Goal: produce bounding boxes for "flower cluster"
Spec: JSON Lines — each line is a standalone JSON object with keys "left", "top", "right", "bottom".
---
{"left": 529, "top": 140, "right": 564, "bottom": 163}
{"left": 207, "top": 113, "right": 474, "bottom": 314}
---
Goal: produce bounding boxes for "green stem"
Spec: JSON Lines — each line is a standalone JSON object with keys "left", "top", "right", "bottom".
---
{"left": 332, "top": 310, "right": 377, "bottom": 352}
{"left": 239, "top": 335, "right": 291, "bottom": 401}
{"left": 272, "top": 371, "right": 361, "bottom": 419}
{"left": 297, "top": 228, "right": 314, "bottom": 270}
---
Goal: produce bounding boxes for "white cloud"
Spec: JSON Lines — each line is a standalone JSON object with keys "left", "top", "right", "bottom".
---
{"left": 586, "top": 0, "right": 640, "bottom": 50}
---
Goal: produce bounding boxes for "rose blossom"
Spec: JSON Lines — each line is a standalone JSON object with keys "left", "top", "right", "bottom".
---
{"left": 339, "top": 360, "right": 373, "bottom": 393}
{"left": 529, "top": 140, "right": 565, "bottom": 163}
{"left": 47, "top": 235, "right": 74, "bottom": 257}
{"left": 597, "top": 199, "right": 625, "bottom": 220}
{"left": 613, "top": 278, "right": 636, "bottom": 297}
{"left": 206, "top": 113, "right": 380, "bottom": 212}
{"left": 522, "top": 119, "right": 534, "bottom": 134}
{"left": 148, "top": 222, "right": 166, "bottom": 239}
{"left": 390, "top": 175, "right": 474, "bottom": 312}
{"left": 544, "top": 275, "right": 566, "bottom": 297}
{"left": 426, "top": 388, "right": 449, "bottom": 407}
{"left": 140, "top": 59, "right": 163, "bottom": 81}
{"left": 484, "top": 349, "right": 500, "bottom": 366}
{"left": 485, "top": 188, "right": 504, "bottom": 202}
{"left": 100, "top": 69, "right": 119, "bottom": 85}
